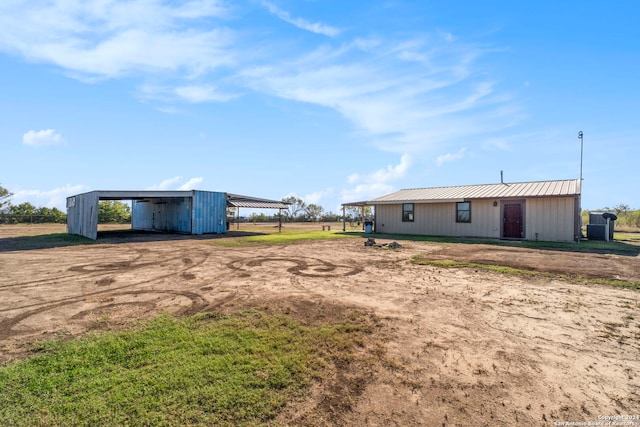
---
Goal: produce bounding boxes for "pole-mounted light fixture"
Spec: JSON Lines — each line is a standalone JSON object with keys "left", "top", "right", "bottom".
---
{"left": 578, "top": 131, "right": 584, "bottom": 182}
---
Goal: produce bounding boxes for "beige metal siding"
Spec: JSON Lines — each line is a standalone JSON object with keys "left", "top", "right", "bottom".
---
{"left": 376, "top": 197, "right": 578, "bottom": 242}
{"left": 376, "top": 200, "right": 500, "bottom": 238}
{"left": 525, "top": 197, "right": 577, "bottom": 242}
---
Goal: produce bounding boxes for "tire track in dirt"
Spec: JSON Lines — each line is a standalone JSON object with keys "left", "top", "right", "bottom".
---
{"left": 226, "top": 256, "right": 363, "bottom": 278}
{"left": 0, "top": 248, "right": 152, "bottom": 290}
{"left": 0, "top": 247, "right": 210, "bottom": 315}
{"left": 0, "top": 290, "right": 208, "bottom": 339}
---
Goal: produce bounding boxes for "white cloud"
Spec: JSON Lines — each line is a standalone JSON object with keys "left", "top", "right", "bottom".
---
{"left": 262, "top": 1, "right": 341, "bottom": 37}
{"left": 147, "top": 176, "right": 204, "bottom": 191}
{"left": 142, "top": 84, "right": 237, "bottom": 103}
{"left": 342, "top": 155, "right": 411, "bottom": 202}
{"left": 1, "top": 1, "right": 522, "bottom": 152}
{"left": 341, "top": 182, "right": 394, "bottom": 204}
{"left": 146, "top": 176, "right": 183, "bottom": 190}
{"left": 348, "top": 154, "right": 411, "bottom": 185}
{"left": 22, "top": 129, "right": 65, "bottom": 146}
{"left": 12, "top": 184, "right": 88, "bottom": 210}
{"left": 177, "top": 177, "right": 204, "bottom": 190}
{"left": 435, "top": 147, "right": 467, "bottom": 166}
{"left": 303, "top": 188, "right": 334, "bottom": 205}
{"left": 242, "top": 38, "right": 520, "bottom": 154}
{"left": 0, "top": 0, "right": 233, "bottom": 80}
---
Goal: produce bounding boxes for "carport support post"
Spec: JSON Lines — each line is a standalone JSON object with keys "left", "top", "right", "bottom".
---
{"left": 278, "top": 208, "right": 282, "bottom": 233}
{"left": 342, "top": 205, "right": 346, "bottom": 232}
{"left": 237, "top": 208, "right": 240, "bottom": 230}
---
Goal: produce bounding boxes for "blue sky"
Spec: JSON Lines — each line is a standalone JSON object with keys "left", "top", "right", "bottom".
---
{"left": 1, "top": 0, "right": 639, "bottom": 213}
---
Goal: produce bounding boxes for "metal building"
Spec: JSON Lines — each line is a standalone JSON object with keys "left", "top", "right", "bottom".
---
{"left": 66, "top": 190, "right": 288, "bottom": 240}
{"left": 343, "top": 179, "right": 582, "bottom": 242}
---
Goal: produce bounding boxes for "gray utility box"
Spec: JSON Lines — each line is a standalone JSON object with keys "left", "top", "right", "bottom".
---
{"left": 587, "top": 212, "right": 617, "bottom": 241}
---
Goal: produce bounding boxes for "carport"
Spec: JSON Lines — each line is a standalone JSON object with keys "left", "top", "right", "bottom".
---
{"left": 66, "top": 190, "right": 289, "bottom": 240}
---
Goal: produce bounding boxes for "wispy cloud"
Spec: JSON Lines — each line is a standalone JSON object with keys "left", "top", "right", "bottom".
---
{"left": 342, "top": 155, "right": 411, "bottom": 202}
{"left": 303, "top": 188, "right": 334, "bottom": 205}
{"left": 146, "top": 176, "right": 183, "bottom": 190}
{"left": 147, "top": 176, "right": 204, "bottom": 191}
{"left": 141, "top": 84, "right": 237, "bottom": 103}
{"left": 348, "top": 154, "right": 411, "bottom": 185}
{"left": 436, "top": 147, "right": 467, "bottom": 166}
{"left": 22, "top": 129, "right": 65, "bottom": 147}
{"left": 12, "top": 184, "right": 87, "bottom": 209}
{"left": 177, "top": 177, "right": 204, "bottom": 190}
{"left": 243, "top": 36, "right": 519, "bottom": 154}
{"left": 262, "top": 1, "right": 341, "bottom": 37}
{"left": 0, "top": 0, "right": 233, "bottom": 80}
{"left": 2, "top": 1, "right": 521, "bottom": 157}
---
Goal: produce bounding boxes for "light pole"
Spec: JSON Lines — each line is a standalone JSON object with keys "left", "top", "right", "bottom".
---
{"left": 578, "top": 131, "right": 584, "bottom": 242}
{"left": 578, "top": 131, "right": 584, "bottom": 182}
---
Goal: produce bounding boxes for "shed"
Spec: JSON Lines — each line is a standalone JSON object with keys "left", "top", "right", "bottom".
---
{"left": 343, "top": 179, "right": 581, "bottom": 242}
{"left": 66, "top": 190, "right": 289, "bottom": 240}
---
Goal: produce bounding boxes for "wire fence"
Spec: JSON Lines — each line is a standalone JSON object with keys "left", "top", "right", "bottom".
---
{"left": 0, "top": 214, "right": 67, "bottom": 224}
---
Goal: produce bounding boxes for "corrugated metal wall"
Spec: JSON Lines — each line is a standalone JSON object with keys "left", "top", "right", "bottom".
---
{"left": 132, "top": 197, "right": 192, "bottom": 233}
{"left": 66, "top": 192, "right": 99, "bottom": 240}
{"left": 191, "top": 190, "right": 226, "bottom": 234}
{"left": 525, "top": 197, "right": 577, "bottom": 242}
{"left": 375, "top": 199, "right": 500, "bottom": 238}
{"left": 375, "top": 196, "right": 579, "bottom": 242}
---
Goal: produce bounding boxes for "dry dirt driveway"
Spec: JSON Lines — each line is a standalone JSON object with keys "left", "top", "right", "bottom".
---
{"left": 1, "top": 227, "right": 639, "bottom": 426}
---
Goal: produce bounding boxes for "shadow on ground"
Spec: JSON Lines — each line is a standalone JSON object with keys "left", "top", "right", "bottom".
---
{"left": 0, "top": 229, "right": 268, "bottom": 252}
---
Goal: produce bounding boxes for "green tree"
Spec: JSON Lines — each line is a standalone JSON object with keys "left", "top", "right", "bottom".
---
{"left": 345, "top": 206, "right": 372, "bottom": 221}
{"left": 0, "top": 183, "right": 13, "bottom": 210}
{"left": 304, "top": 203, "right": 324, "bottom": 221}
{"left": 98, "top": 201, "right": 131, "bottom": 223}
{"left": 36, "top": 206, "right": 67, "bottom": 223}
{"left": 6, "top": 202, "right": 37, "bottom": 223}
{"left": 281, "top": 196, "right": 306, "bottom": 221}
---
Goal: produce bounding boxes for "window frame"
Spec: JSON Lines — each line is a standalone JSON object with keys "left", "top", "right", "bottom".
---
{"left": 456, "top": 201, "right": 471, "bottom": 223}
{"left": 402, "top": 203, "right": 414, "bottom": 222}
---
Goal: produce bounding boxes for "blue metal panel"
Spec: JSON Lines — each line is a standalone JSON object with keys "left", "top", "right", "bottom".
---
{"left": 132, "top": 197, "right": 192, "bottom": 233}
{"left": 192, "top": 191, "right": 226, "bottom": 234}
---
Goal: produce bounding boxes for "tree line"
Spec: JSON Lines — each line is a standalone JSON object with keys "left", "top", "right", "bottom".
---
{"left": 582, "top": 204, "right": 640, "bottom": 229}
{"left": 264, "top": 196, "right": 371, "bottom": 223}
{"left": 0, "top": 184, "right": 131, "bottom": 224}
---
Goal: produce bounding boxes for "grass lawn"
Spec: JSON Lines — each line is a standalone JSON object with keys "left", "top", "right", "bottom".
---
{"left": 0, "top": 310, "right": 376, "bottom": 426}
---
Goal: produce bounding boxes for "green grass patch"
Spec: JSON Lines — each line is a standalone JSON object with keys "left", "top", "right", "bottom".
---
{"left": 345, "top": 231, "right": 640, "bottom": 255}
{"left": 615, "top": 232, "right": 640, "bottom": 243}
{"left": 411, "top": 255, "right": 640, "bottom": 291}
{"left": 213, "top": 229, "right": 357, "bottom": 247}
{"left": 0, "top": 310, "right": 372, "bottom": 426}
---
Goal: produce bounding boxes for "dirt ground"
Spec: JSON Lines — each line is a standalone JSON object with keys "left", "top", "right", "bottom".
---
{"left": 1, "top": 224, "right": 639, "bottom": 426}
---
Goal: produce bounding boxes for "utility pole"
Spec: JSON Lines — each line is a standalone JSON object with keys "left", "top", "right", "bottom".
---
{"left": 578, "top": 131, "right": 584, "bottom": 182}
{"left": 578, "top": 131, "right": 584, "bottom": 242}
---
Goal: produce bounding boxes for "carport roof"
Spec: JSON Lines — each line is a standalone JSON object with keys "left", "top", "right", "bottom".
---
{"left": 227, "top": 194, "right": 290, "bottom": 209}
{"left": 69, "top": 190, "right": 290, "bottom": 209}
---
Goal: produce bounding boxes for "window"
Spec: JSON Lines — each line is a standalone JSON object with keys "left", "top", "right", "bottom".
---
{"left": 402, "top": 203, "right": 414, "bottom": 222}
{"left": 456, "top": 202, "right": 471, "bottom": 223}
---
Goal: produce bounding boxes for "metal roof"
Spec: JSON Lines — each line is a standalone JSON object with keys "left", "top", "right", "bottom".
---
{"left": 73, "top": 190, "right": 193, "bottom": 200}
{"left": 69, "top": 190, "right": 290, "bottom": 208}
{"left": 227, "top": 194, "right": 290, "bottom": 209}
{"left": 366, "top": 179, "right": 581, "bottom": 204}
